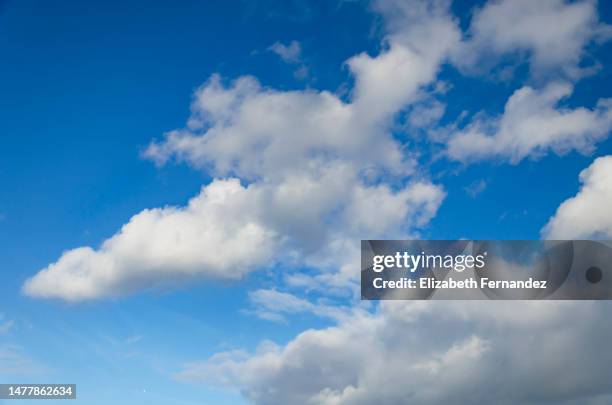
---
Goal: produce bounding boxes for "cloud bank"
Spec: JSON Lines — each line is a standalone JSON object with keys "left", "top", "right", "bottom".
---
{"left": 177, "top": 301, "right": 612, "bottom": 405}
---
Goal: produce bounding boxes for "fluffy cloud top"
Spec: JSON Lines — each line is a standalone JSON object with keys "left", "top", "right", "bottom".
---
{"left": 542, "top": 155, "right": 612, "bottom": 239}
{"left": 447, "top": 82, "right": 612, "bottom": 163}
{"left": 146, "top": 74, "right": 408, "bottom": 180}
{"left": 23, "top": 179, "right": 277, "bottom": 301}
{"left": 147, "top": 0, "right": 461, "bottom": 180}
{"left": 22, "top": 0, "right": 612, "bottom": 308}
{"left": 24, "top": 166, "right": 444, "bottom": 301}
{"left": 24, "top": 0, "right": 458, "bottom": 301}
{"left": 455, "top": 0, "right": 612, "bottom": 77}
{"left": 177, "top": 301, "right": 612, "bottom": 405}
{"left": 168, "top": 156, "right": 612, "bottom": 405}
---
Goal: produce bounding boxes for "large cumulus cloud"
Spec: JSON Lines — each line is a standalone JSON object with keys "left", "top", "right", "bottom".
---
{"left": 23, "top": 0, "right": 458, "bottom": 301}
{"left": 177, "top": 301, "right": 612, "bottom": 405}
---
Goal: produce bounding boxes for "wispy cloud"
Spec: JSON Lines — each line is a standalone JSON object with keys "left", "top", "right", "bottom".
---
{"left": 269, "top": 40, "right": 302, "bottom": 64}
{"left": 269, "top": 40, "right": 310, "bottom": 80}
{"left": 0, "top": 345, "right": 50, "bottom": 376}
{"left": 464, "top": 179, "right": 487, "bottom": 198}
{"left": 0, "top": 313, "right": 14, "bottom": 334}
{"left": 246, "top": 289, "right": 352, "bottom": 322}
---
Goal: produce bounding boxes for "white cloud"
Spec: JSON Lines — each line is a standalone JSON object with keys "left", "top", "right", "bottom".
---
{"left": 23, "top": 179, "right": 278, "bottom": 301}
{"left": 19, "top": 3, "right": 612, "bottom": 404}
{"left": 145, "top": 74, "right": 409, "bottom": 180}
{"left": 269, "top": 40, "right": 302, "bottom": 64}
{"left": 543, "top": 155, "right": 612, "bottom": 239}
{"left": 454, "top": 0, "right": 612, "bottom": 77}
{"left": 24, "top": 0, "right": 458, "bottom": 301}
{"left": 247, "top": 289, "right": 350, "bottom": 323}
{"left": 350, "top": 0, "right": 459, "bottom": 121}
{"left": 25, "top": 0, "right": 612, "bottom": 304}
{"left": 248, "top": 289, "right": 315, "bottom": 322}
{"left": 446, "top": 82, "right": 612, "bottom": 163}
{"left": 407, "top": 99, "right": 446, "bottom": 129}
{"left": 177, "top": 301, "right": 612, "bottom": 405}
{"left": 24, "top": 167, "right": 443, "bottom": 301}
{"left": 148, "top": 1, "right": 462, "bottom": 181}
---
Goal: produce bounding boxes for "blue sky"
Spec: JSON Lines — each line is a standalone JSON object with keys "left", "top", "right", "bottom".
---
{"left": 2, "top": 0, "right": 612, "bottom": 404}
